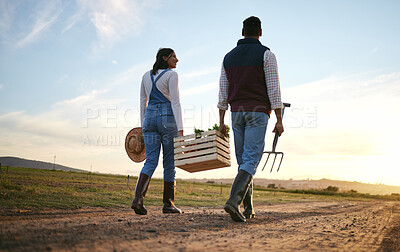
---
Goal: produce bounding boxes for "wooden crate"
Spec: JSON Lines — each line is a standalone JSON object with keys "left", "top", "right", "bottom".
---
{"left": 173, "top": 130, "right": 230, "bottom": 173}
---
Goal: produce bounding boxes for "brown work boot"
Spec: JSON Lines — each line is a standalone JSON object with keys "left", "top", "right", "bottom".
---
{"left": 131, "top": 173, "right": 151, "bottom": 215}
{"left": 162, "top": 181, "right": 182, "bottom": 214}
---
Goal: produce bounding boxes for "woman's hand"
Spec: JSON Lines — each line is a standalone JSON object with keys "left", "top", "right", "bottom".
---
{"left": 178, "top": 130, "right": 184, "bottom": 137}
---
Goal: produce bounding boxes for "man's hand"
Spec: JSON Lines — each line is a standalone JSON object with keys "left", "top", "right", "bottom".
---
{"left": 273, "top": 121, "right": 284, "bottom": 136}
{"left": 178, "top": 130, "right": 184, "bottom": 137}
{"left": 219, "top": 123, "right": 227, "bottom": 136}
{"left": 273, "top": 108, "right": 284, "bottom": 136}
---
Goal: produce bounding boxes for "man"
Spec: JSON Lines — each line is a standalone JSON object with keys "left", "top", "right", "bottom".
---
{"left": 218, "top": 16, "right": 283, "bottom": 222}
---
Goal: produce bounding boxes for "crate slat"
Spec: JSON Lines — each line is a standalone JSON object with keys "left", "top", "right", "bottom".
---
{"left": 173, "top": 129, "right": 228, "bottom": 142}
{"left": 174, "top": 135, "right": 230, "bottom": 150}
{"left": 174, "top": 135, "right": 217, "bottom": 148}
{"left": 175, "top": 147, "right": 217, "bottom": 160}
{"left": 174, "top": 141, "right": 229, "bottom": 156}
{"left": 174, "top": 141, "right": 215, "bottom": 154}
{"left": 175, "top": 145, "right": 230, "bottom": 161}
{"left": 174, "top": 153, "right": 231, "bottom": 173}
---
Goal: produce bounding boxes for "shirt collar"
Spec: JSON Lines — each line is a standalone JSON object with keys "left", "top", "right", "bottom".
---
{"left": 237, "top": 38, "right": 261, "bottom": 46}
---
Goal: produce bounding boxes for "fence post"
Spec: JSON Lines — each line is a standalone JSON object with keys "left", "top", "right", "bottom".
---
{"left": 127, "top": 175, "right": 130, "bottom": 190}
{"left": 220, "top": 182, "right": 222, "bottom": 195}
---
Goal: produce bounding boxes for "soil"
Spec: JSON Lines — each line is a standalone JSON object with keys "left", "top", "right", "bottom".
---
{"left": 1, "top": 201, "right": 399, "bottom": 251}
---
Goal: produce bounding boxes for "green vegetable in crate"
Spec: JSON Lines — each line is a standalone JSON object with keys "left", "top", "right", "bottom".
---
{"left": 193, "top": 128, "right": 204, "bottom": 138}
{"left": 208, "top": 124, "right": 230, "bottom": 138}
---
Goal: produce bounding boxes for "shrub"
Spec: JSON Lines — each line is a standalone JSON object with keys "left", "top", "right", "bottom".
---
{"left": 324, "top": 186, "right": 339, "bottom": 192}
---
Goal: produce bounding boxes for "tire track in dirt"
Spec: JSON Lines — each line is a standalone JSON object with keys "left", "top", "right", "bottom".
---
{"left": 1, "top": 201, "right": 399, "bottom": 251}
{"left": 378, "top": 204, "right": 400, "bottom": 251}
{"left": 342, "top": 203, "right": 393, "bottom": 251}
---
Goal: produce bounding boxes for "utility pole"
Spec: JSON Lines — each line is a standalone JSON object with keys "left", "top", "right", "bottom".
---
{"left": 53, "top": 155, "right": 56, "bottom": 170}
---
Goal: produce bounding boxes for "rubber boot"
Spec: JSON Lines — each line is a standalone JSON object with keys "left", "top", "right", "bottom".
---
{"left": 162, "top": 181, "right": 182, "bottom": 214}
{"left": 224, "top": 170, "right": 253, "bottom": 222}
{"left": 131, "top": 173, "right": 151, "bottom": 215}
{"left": 243, "top": 181, "right": 255, "bottom": 219}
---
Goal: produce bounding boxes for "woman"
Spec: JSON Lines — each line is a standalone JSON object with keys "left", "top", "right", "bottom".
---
{"left": 131, "top": 48, "right": 184, "bottom": 215}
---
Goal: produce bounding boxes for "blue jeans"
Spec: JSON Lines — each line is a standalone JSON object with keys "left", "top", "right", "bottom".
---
{"left": 141, "top": 103, "right": 178, "bottom": 182}
{"left": 231, "top": 111, "right": 269, "bottom": 176}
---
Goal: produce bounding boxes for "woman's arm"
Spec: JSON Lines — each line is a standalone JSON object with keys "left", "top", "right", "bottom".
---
{"left": 140, "top": 75, "right": 147, "bottom": 128}
{"left": 168, "top": 71, "right": 184, "bottom": 132}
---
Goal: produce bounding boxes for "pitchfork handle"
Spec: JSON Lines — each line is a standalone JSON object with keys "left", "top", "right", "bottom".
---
{"left": 271, "top": 103, "right": 290, "bottom": 152}
{"left": 271, "top": 132, "right": 279, "bottom": 152}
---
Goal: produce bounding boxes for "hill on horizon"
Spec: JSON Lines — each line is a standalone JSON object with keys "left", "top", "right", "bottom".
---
{"left": 0, "top": 156, "right": 86, "bottom": 173}
{"left": 189, "top": 178, "right": 400, "bottom": 196}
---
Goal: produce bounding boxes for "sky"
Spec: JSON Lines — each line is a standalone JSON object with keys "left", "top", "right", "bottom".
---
{"left": 0, "top": 0, "right": 399, "bottom": 186}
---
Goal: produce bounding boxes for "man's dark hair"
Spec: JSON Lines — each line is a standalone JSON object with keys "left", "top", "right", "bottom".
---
{"left": 152, "top": 48, "right": 174, "bottom": 75}
{"left": 243, "top": 16, "right": 261, "bottom": 37}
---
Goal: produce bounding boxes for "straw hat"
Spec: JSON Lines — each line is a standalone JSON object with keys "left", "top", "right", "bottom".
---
{"left": 125, "top": 127, "right": 146, "bottom": 163}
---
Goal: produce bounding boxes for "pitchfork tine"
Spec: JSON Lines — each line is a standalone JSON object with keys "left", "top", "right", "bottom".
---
{"left": 262, "top": 153, "right": 271, "bottom": 172}
{"left": 276, "top": 153, "right": 284, "bottom": 172}
{"left": 269, "top": 154, "right": 278, "bottom": 173}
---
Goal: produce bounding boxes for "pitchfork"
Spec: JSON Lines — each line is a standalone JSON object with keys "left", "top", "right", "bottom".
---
{"left": 261, "top": 102, "right": 291, "bottom": 173}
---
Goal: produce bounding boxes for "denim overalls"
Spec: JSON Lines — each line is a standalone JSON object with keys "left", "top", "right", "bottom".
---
{"left": 140, "top": 69, "right": 178, "bottom": 182}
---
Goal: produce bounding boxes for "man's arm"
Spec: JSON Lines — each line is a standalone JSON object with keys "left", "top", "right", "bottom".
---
{"left": 264, "top": 50, "right": 284, "bottom": 136}
{"left": 219, "top": 109, "right": 226, "bottom": 136}
{"left": 273, "top": 108, "right": 284, "bottom": 136}
{"left": 218, "top": 63, "right": 229, "bottom": 136}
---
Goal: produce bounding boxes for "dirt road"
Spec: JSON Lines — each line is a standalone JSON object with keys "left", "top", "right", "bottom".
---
{"left": 1, "top": 201, "right": 399, "bottom": 251}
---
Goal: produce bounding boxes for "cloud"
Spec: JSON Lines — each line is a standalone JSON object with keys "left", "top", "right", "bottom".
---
{"left": 105, "top": 61, "right": 149, "bottom": 88}
{"left": 74, "top": 0, "right": 161, "bottom": 51}
{"left": 0, "top": 87, "right": 139, "bottom": 174}
{"left": 55, "top": 89, "right": 110, "bottom": 108}
{"left": 0, "top": 2, "right": 20, "bottom": 45}
{"left": 181, "top": 82, "right": 217, "bottom": 97}
{"left": 2, "top": 0, "right": 159, "bottom": 50}
{"left": 178, "top": 66, "right": 220, "bottom": 98}
{"left": 180, "top": 67, "right": 220, "bottom": 79}
{"left": 283, "top": 72, "right": 400, "bottom": 130}
{"left": 277, "top": 72, "right": 400, "bottom": 176}
{"left": 0, "top": 110, "right": 79, "bottom": 142}
{"left": 62, "top": 4, "right": 86, "bottom": 34}
{"left": 0, "top": 89, "right": 111, "bottom": 143}
{"left": 16, "top": 1, "right": 63, "bottom": 48}
{"left": 0, "top": 1, "right": 15, "bottom": 31}
{"left": 0, "top": 88, "right": 130, "bottom": 144}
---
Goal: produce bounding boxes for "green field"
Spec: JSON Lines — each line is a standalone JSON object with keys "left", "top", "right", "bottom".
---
{"left": 0, "top": 167, "right": 398, "bottom": 210}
